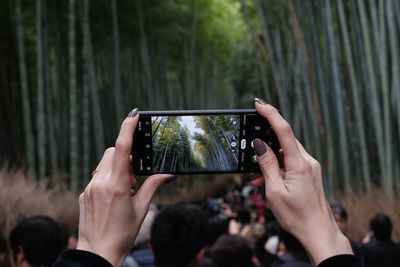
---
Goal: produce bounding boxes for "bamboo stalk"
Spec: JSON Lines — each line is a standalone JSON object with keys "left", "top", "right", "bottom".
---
{"left": 302, "top": 0, "right": 334, "bottom": 189}
{"left": 337, "top": 0, "right": 371, "bottom": 193}
{"left": 43, "top": 1, "right": 59, "bottom": 185}
{"left": 69, "top": 0, "right": 79, "bottom": 191}
{"left": 324, "top": 0, "right": 351, "bottom": 190}
{"left": 111, "top": 0, "right": 124, "bottom": 126}
{"left": 387, "top": 0, "right": 400, "bottom": 190}
{"left": 380, "top": 0, "right": 394, "bottom": 189}
{"left": 254, "top": 0, "right": 287, "bottom": 115}
{"left": 135, "top": 0, "right": 154, "bottom": 109}
{"left": 357, "top": 0, "right": 386, "bottom": 182}
{"left": 239, "top": 0, "right": 271, "bottom": 102}
{"left": 289, "top": 0, "right": 328, "bottom": 165}
{"left": 16, "top": 0, "right": 36, "bottom": 180}
{"left": 36, "top": 0, "right": 46, "bottom": 180}
{"left": 83, "top": 0, "right": 105, "bottom": 161}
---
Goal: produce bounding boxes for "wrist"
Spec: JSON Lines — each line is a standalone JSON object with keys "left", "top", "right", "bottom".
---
{"left": 77, "top": 240, "right": 127, "bottom": 267}
{"left": 296, "top": 222, "right": 353, "bottom": 266}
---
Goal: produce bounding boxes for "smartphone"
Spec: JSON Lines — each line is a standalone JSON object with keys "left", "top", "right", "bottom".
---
{"left": 132, "top": 109, "right": 280, "bottom": 175}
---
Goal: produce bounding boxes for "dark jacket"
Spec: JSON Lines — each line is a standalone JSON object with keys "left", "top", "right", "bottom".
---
{"left": 52, "top": 250, "right": 361, "bottom": 267}
{"left": 362, "top": 239, "right": 400, "bottom": 267}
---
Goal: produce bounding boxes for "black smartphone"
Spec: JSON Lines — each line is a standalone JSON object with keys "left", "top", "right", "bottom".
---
{"left": 132, "top": 109, "right": 280, "bottom": 175}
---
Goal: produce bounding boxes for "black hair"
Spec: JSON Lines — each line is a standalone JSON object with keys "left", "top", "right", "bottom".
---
{"left": 210, "top": 234, "right": 254, "bottom": 267}
{"left": 150, "top": 203, "right": 208, "bottom": 267}
{"left": 9, "top": 216, "right": 64, "bottom": 267}
{"left": 370, "top": 213, "right": 392, "bottom": 242}
{"left": 0, "top": 234, "right": 7, "bottom": 254}
{"left": 330, "top": 204, "right": 348, "bottom": 221}
{"left": 236, "top": 208, "right": 251, "bottom": 225}
{"left": 205, "top": 216, "right": 229, "bottom": 246}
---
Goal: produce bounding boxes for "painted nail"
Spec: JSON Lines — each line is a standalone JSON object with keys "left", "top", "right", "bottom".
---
{"left": 254, "top": 98, "right": 267, "bottom": 105}
{"left": 128, "top": 108, "right": 138, "bottom": 117}
{"left": 253, "top": 139, "right": 267, "bottom": 156}
{"left": 164, "top": 175, "right": 178, "bottom": 185}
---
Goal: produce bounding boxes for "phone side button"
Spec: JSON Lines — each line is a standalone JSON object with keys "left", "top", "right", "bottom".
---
{"left": 241, "top": 139, "right": 246, "bottom": 149}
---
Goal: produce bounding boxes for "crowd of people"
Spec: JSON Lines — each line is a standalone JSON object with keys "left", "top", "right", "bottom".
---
{"left": 1, "top": 100, "right": 400, "bottom": 267}
{"left": 1, "top": 186, "right": 400, "bottom": 267}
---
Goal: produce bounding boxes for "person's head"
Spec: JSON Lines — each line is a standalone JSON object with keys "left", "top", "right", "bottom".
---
{"left": 205, "top": 216, "right": 229, "bottom": 246}
{"left": 280, "top": 231, "right": 304, "bottom": 253}
{"left": 0, "top": 234, "right": 9, "bottom": 266}
{"left": 330, "top": 204, "right": 348, "bottom": 234}
{"left": 150, "top": 203, "right": 208, "bottom": 267}
{"left": 210, "top": 234, "right": 254, "bottom": 267}
{"left": 9, "top": 216, "right": 63, "bottom": 267}
{"left": 370, "top": 213, "right": 392, "bottom": 242}
{"left": 241, "top": 223, "right": 266, "bottom": 249}
{"left": 135, "top": 204, "right": 157, "bottom": 245}
{"left": 67, "top": 227, "right": 78, "bottom": 249}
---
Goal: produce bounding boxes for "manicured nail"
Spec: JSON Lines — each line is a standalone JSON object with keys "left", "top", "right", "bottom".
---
{"left": 128, "top": 108, "right": 138, "bottom": 117}
{"left": 164, "top": 175, "right": 178, "bottom": 185}
{"left": 254, "top": 98, "right": 267, "bottom": 105}
{"left": 253, "top": 139, "right": 267, "bottom": 156}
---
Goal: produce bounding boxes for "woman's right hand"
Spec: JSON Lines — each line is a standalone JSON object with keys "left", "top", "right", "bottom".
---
{"left": 251, "top": 99, "right": 352, "bottom": 266}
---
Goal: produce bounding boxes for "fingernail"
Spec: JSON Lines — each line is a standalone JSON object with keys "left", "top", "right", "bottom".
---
{"left": 253, "top": 139, "right": 267, "bottom": 156}
{"left": 128, "top": 108, "right": 138, "bottom": 117}
{"left": 164, "top": 175, "right": 178, "bottom": 185}
{"left": 254, "top": 98, "right": 267, "bottom": 105}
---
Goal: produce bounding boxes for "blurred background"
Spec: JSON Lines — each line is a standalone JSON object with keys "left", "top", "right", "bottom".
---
{"left": 0, "top": 0, "right": 400, "bottom": 243}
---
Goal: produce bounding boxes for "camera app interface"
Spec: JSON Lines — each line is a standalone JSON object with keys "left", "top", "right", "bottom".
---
{"left": 151, "top": 115, "right": 240, "bottom": 173}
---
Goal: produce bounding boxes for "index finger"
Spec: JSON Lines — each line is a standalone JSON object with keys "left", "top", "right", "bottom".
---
{"left": 254, "top": 100, "right": 301, "bottom": 167}
{"left": 113, "top": 108, "right": 139, "bottom": 172}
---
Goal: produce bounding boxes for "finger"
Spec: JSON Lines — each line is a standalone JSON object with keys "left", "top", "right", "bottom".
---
{"left": 113, "top": 108, "right": 139, "bottom": 174}
{"left": 255, "top": 101, "right": 302, "bottom": 168}
{"left": 253, "top": 139, "right": 285, "bottom": 193}
{"left": 129, "top": 155, "right": 137, "bottom": 187}
{"left": 132, "top": 174, "right": 175, "bottom": 211}
{"left": 251, "top": 177, "right": 265, "bottom": 187}
{"left": 78, "top": 193, "right": 85, "bottom": 234}
{"left": 92, "top": 147, "right": 115, "bottom": 182}
{"left": 295, "top": 139, "right": 327, "bottom": 202}
{"left": 251, "top": 173, "right": 263, "bottom": 178}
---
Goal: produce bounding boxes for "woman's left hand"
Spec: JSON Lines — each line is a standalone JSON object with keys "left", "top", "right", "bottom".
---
{"left": 77, "top": 108, "right": 174, "bottom": 267}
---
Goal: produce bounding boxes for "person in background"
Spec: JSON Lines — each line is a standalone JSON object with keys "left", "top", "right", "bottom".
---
{"left": 241, "top": 223, "right": 281, "bottom": 267}
{"left": 123, "top": 204, "right": 157, "bottom": 267}
{"left": 9, "top": 216, "right": 64, "bottom": 267}
{"left": 0, "top": 234, "right": 9, "bottom": 267}
{"left": 150, "top": 203, "right": 208, "bottom": 267}
{"left": 361, "top": 213, "right": 400, "bottom": 267}
{"left": 264, "top": 219, "right": 281, "bottom": 255}
{"left": 51, "top": 101, "right": 361, "bottom": 267}
{"left": 67, "top": 227, "right": 78, "bottom": 250}
{"left": 277, "top": 231, "right": 311, "bottom": 267}
{"left": 207, "top": 234, "right": 255, "bottom": 267}
{"left": 330, "top": 204, "right": 363, "bottom": 260}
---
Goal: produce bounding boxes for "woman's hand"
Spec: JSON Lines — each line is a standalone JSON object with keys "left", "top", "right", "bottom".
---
{"left": 252, "top": 99, "right": 352, "bottom": 266}
{"left": 77, "top": 108, "right": 173, "bottom": 267}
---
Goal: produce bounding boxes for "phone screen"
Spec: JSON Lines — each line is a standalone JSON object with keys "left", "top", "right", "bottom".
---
{"left": 151, "top": 115, "right": 240, "bottom": 173}
{"left": 132, "top": 110, "right": 280, "bottom": 175}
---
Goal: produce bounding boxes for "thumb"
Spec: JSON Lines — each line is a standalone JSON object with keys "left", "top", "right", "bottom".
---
{"left": 253, "top": 139, "right": 284, "bottom": 192}
{"left": 132, "top": 174, "right": 175, "bottom": 212}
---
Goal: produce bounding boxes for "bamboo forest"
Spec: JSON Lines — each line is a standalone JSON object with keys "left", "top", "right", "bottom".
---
{"left": 152, "top": 115, "right": 240, "bottom": 172}
{"left": 1, "top": 0, "right": 400, "bottom": 196}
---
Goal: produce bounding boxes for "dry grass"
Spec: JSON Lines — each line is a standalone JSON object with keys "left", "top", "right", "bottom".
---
{"left": 0, "top": 168, "right": 79, "bottom": 241}
{"left": 331, "top": 188, "right": 400, "bottom": 242}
